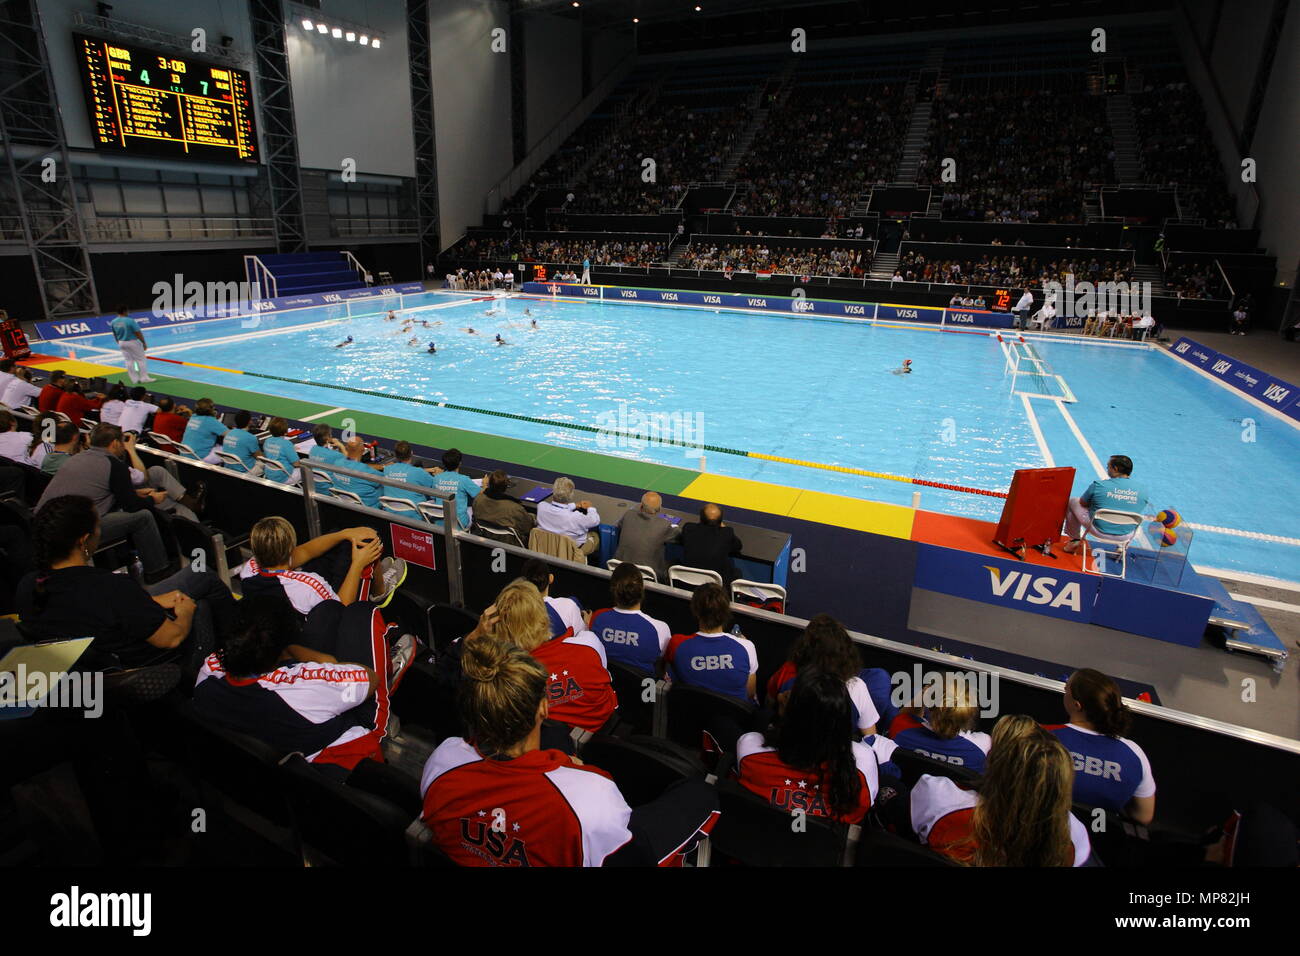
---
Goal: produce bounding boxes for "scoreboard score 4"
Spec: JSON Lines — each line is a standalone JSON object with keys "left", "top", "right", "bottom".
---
{"left": 74, "top": 34, "right": 258, "bottom": 163}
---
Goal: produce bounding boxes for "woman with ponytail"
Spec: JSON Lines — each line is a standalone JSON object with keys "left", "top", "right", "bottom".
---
{"left": 910, "top": 714, "right": 1094, "bottom": 866}
{"left": 420, "top": 635, "right": 635, "bottom": 866}
{"left": 16, "top": 495, "right": 235, "bottom": 670}
{"left": 736, "top": 668, "right": 879, "bottom": 824}
{"left": 1046, "top": 668, "right": 1156, "bottom": 823}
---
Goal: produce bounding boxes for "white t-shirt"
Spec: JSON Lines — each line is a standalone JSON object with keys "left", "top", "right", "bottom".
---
{"left": 1, "top": 378, "right": 42, "bottom": 409}
{"left": 0, "top": 431, "right": 36, "bottom": 466}
{"left": 99, "top": 400, "right": 126, "bottom": 425}
{"left": 119, "top": 399, "right": 159, "bottom": 435}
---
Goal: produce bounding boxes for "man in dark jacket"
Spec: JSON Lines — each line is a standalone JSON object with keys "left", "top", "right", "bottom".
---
{"left": 471, "top": 470, "right": 534, "bottom": 543}
{"left": 679, "top": 502, "right": 743, "bottom": 585}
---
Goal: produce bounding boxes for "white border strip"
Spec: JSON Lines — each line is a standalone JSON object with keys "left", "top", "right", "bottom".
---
{"left": 1157, "top": 344, "right": 1300, "bottom": 433}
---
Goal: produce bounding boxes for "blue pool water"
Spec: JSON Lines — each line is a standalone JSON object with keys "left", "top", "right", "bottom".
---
{"left": 44, "top": 293, "right": 1300, "bottom": 581}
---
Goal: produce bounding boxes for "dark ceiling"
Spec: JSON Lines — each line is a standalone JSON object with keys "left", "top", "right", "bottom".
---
{"left": 516, "top": 0, "right": 1182, "bottom": 54}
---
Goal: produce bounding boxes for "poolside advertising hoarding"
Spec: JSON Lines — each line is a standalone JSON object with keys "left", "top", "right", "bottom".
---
{"left": 33, "top": 282, "right": 426, "bottom": 341}
{"left": 1169, "top": 337, "right": 1300, "bottom": 423}
{"left": 522, "top": 282, "right": 1024, "bottom": 330}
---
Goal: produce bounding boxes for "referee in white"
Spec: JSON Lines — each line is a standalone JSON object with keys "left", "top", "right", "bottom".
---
{"left": 111, "top": 308, "right": 155, "bottom": 383}
{"left": 1012, "top": 289, "right": 1034, "bottom": 331}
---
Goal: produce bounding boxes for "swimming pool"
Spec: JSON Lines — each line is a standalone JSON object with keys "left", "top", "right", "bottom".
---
{"left": 42, "top": 292, "right": 1300, "bottom": 581}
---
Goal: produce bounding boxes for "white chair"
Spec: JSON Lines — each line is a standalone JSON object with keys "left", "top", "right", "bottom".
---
{"left": 1082, "top": 509, "right": 1145, "bottom": 578}
{"left": 731, "top": 579, "right": 787, "bottom": 609}
{"left": 668, "top": 565, "right": 724, "bottom": 590}
{"left": 17, "top": 405, "right": 39, "bottom": 417}
{"left": 216, "top": 450, "right": 252, "bottom": 472}
{"left": 381, "top": 495, "right": 428, "bottom": 521}
{"left": 259, "top": 457, "right": 293, "bottom": 481}
{"left": 475, "top": 522, "right": 525, "bottom": 547}
{"left": 416, "top": 499, "right": 445, "bottom": 524}
{"left": 311, "top": 470, "right": 334, "bottom": 491}
{"left": 606, "top": 558, "right": 658, "bottom": 583}
{"left": 329, "top": 487, "right": 365, "bottom": 507}
{"left": 147, "top": 431, "right": 199, "bottom": 460}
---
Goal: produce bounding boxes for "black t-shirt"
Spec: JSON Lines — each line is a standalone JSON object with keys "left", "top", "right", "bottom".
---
{"left": 15, "top": 566, "right": 168, "bottom": 667}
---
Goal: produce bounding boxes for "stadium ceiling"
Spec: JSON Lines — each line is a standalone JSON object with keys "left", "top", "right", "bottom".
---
{"left": 515, "top": 0, "right": 1182, "bottom": 52}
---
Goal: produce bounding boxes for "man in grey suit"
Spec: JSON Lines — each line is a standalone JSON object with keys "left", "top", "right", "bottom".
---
{"left": 614, "top": 492, "right": 679, "bottom": 582}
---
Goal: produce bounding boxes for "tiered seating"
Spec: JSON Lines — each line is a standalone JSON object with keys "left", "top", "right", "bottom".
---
{"left": 254, "top": 252, "right": 366, "bottom": 296}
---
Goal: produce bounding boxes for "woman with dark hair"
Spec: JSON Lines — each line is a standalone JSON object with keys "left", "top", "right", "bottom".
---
{"left": 910, "top": 715, "right": 1094, "bottom": 866}
{"left": 1045, "top": 668, "right": 1155, "bottom": 823}
{"left": 665, "top": 583, "right": 757, "bottom": 703}
{"left": 15, "top": 495, "right": 237, "bottom": 671}
{"left": 181, "top": 397, "right": 228, "bottom": 463}
{"left": 99, "top": 384, "right": 129, "bottom": 426}
{"left": 737, "top": 668, "right": 879, "bottom": 824}
{"left": 766, "top": 613, "right": 879, "bottom": 737}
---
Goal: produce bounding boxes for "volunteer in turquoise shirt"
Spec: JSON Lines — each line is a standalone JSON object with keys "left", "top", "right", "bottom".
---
{"left": 182, "top": 398, "right": 228, "bottom": 462}
{"left": 260, "top": 417, "right": 301, "bottom": 483}
{"left": 221, "top": 410, "right": 263, "bottom": 474}
{"left": 382, "top": 440, "right": 438, "bottom": 507}
{"left": 431, "top": 447, "right": 480, "bottom": 528}
{"left": 1064, "top": 455, "right": 1148, "bottom": 550}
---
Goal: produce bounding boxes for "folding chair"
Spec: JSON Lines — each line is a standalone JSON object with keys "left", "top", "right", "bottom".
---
{"left": 329, "top": 487, "right": 365, "bottom": 507}
{"left": 259, "top": 457, "right": 293, "bottom": 481}
{"left": 416, "top": 499, "right": 445, "bottom": 524}
{"left": 216, "top": 450, "right": 253, "bottom": 473}
{"left": 147, "top": 431, "right": 199, "bottom": 460}
{"left": 668, "top": 565, "right": 724, "bottom": 590}
{"left": 381, "top": 495, "right": 429, "bottom": 521}
{"left": 731, "top": 579, "right": 786, "bottom": 612}
{"left": 663, "top": 681, "right": 755, "bottom": 765}
{"left": 1082, "top": 509, "right": 1144, "bottom": 578}
{"left": 606, "top": 558, "right": 658, "bottom": 582}
{"left": 473, "top": 521, "right": 524, "bottom": 547}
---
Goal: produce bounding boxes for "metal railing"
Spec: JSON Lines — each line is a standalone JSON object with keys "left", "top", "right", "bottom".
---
{"left": 294, "top": 458, "right": 464, "bottom": 606}
{"left": 331, "top": 218, "right": 419, "bottom": 238}
{"left": 243, "top": 254, "right": 278, "bottom": 299}
{"left": 82, "top": 216, "right": 275, "bottom": 242}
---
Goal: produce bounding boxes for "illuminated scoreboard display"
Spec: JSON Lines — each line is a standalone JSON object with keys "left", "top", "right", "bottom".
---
{"left": 74, "top": 33, "right": 258, "bottom": 163}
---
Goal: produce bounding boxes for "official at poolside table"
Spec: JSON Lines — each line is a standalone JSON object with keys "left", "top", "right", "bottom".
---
{"left": 1062, "top": 455, "right": 1149, "bottom": 554}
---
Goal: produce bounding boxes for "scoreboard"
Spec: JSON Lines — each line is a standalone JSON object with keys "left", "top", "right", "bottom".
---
{"left": 74, "top": 33, "right": 258, "bottom": 163}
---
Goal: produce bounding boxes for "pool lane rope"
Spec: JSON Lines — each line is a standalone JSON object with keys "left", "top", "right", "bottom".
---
{"left": 148, "top": 355, "right": 1300, "bottom": 541}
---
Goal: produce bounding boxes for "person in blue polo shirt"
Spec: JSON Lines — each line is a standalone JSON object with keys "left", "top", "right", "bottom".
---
{"left": 308, "top": 423, "right": 347, "bottom": 466}
{"left": 259, "top": 417, "right": 301, "bottom": 484}
{"left": 1062, "top": 454, "right": 1148, "bottom": 553}
{"left": 382, "top": 440, "right": 438, "bottom": 508}
{"left": 431, "top": 447, "right": 480, "bottom": 529}
{"left": 665, "top": 583, "right": 757, "bottom": 703}
{"left": 182, "top": 398, "right": 228, "bottom": 463}
{"left": 220, "top": 410, "right": 263, "bottom": 476}
{"left": 590, "top": 563, "right": 671, "bottom": 674}
{"left": 110, "top": 307, "right": 155, "bottom": 384}
{"left": 331, "top": 437, "right": 385, "bottom": 509}
{"left": 1045, "top": 668, "right": 1156, "bottom": 822}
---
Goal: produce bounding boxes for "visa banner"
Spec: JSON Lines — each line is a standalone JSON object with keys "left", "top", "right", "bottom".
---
{"left": 915, "top": 543, "right": 1100, "bottom": 623}
{"left": 34, "top": 282, "right": 424, "bottom": 341}
{"left": 1169, "top": 337, "right": 1300, "bottom": 423}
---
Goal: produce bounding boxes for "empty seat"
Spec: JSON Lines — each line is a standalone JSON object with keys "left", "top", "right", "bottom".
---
{"left": 709, "top": 777, "right": 860, "bottom": 866}
{"left": 578, "top": 734, "right": 704, "bottom": 807}
{"left": 668, "top": 565, "right": 723, "bottom": 589}
{"left": 278, "top": 754, "right": 416, "bottom": 866}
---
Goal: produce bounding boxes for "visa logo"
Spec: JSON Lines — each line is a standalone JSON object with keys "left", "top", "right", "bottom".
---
{"left": 950, "top": 312, "right": 975, "bottom": 323}
{"left": 844, "top": 305, "right": 866, "bottom": 315}
{"left": 164, "top": 311, "right": 194, "bottom": 321}
{"left": 381, "top": 287, "right": 396, "bottom": 294}
{"left": 703, "top": 295, "right": 721, "bottom": 304}
{"left": 1212, "top": 360, "right": 1232, "bottom": 374}
{"left": 322, "top": 294, "right": 342, "bottom": 302}
{"left": 660, "top": 292, "right": 678, "bottom": 301}
{"left": 582, "top": 288, "right": 598, "bottom": 296}
{"left": 1263, "top": 384, "right": 1291, "bottom": 403}
{"left": 53, "top": 322, "right": 91, "bottom": 334}
{"left": 747, "top": 298, "right": 767, "bottom": 307}
{"left": 897, "top": 309, "right": 918, "bottom": 319}
{"left": 1174, "top": 342, "right": 1190, "bottom": 353}
{"left": 986, "top": 566, "right": 1082, "bottom": 611}
{"left": 254, "top": 301, "right": 275, "bottom": 311}
{"left": 620, "top": 290, "right": 638, "bottom": 298}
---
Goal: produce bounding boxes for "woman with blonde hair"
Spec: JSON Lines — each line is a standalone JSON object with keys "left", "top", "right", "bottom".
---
{"left": 491, "top": 578, "right": 617, "bottom": 733}
{"left": 888, "top": 674, "right": 992, "bottom": 772}
{"left": 909, "top": 715, "right": 1093, "bottom": 866}
{"left": 420, "top": 635, "right": 635, "bottom": 866}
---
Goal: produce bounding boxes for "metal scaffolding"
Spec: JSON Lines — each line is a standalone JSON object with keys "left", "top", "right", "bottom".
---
{"left": 408, "top": 0, "right": 441, "bottom": 272}
{"left": 248, "top": 0, "right": 308, "bottom": 253}
{"left": 0, "top": 0, "right": 100, "bottom": 320}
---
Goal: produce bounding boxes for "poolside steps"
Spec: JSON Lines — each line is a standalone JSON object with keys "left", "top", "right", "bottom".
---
{"left": 1192, "top": 572, "right": 1289, "bottom": 672}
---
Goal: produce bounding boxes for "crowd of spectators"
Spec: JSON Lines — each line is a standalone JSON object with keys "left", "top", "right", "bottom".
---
{"left": 895, "top": 249, "right": 1133, "bottom": 287}
{"left": 918, "top": 87, "right": 1115, "bottom": 223}
{"left": 731, "top": 84, "right": 905, "bottom": 218}
{"left": 447, "top": 234, "right": 668, "bottom": 269}
{"left": 680, "top": 240, "right": 871, "bottom": 277}
{"left": 1133, "top": 82, "right": 1238, "bottom": 229}
{"left": 1163, "top": 260, "right": 1229, "bottom": 300}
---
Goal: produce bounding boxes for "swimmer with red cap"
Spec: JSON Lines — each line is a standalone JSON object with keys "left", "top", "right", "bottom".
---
{"left": 892, "top": 358, "right": 913, "bottom": 375}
